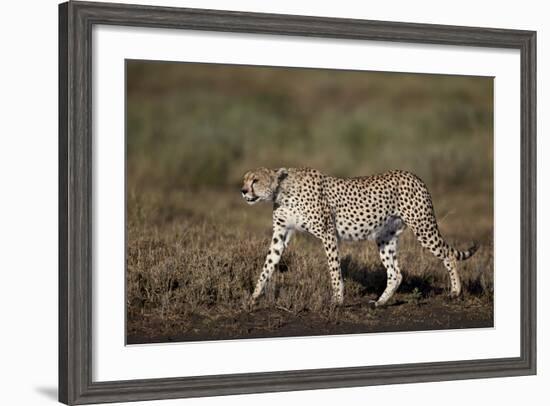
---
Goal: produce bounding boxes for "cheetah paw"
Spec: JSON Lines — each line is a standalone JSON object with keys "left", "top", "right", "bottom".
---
{"left": 246, "top": 296, "right": 258, "bottom": 310}
{"left": 332, "top": 296, "right": 344, "bottom": 306}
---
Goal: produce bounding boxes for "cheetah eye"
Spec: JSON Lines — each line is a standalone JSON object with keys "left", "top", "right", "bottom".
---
{"left": 252, "top": 179, "right": 258, "bottom": 184}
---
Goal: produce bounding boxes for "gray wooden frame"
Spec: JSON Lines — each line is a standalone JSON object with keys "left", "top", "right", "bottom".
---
{"left": 59, "top": 1, "right": 537, "bottom": 404}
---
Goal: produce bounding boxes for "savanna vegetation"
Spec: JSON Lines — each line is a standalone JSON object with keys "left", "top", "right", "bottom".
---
{"left": 126, "top": 61, "right": 493, "bottom": 343}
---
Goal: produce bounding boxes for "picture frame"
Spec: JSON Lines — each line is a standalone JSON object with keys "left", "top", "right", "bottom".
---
{"left": 58, "top": 1, "right": 536, "bottom": 404}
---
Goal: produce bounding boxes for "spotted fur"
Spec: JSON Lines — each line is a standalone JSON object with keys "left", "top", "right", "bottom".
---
{"left": 241, "top": 167, "right": 478, "bottom": 307}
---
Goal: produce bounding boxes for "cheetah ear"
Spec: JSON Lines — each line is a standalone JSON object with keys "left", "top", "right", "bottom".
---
{"left": 275, "top": 167, "right": 288, "bottom": 181}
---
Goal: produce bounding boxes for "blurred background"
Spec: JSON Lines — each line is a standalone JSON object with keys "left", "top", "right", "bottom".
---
{"left": 126, "top": 61, "right": 494, "bottom": 343}
{"left": 127, "top": 61, "right": 493, "bottom": 193}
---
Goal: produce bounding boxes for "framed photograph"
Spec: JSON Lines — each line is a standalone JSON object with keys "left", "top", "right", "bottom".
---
{"left": 59, "top": 1, "right": 536, "bottom": 404}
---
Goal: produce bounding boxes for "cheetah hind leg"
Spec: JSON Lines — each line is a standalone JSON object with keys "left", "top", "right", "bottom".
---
{"left": 443, "top": 257, "right": 461, "bottom": 299}
{"left": 408, "top": 222, "right": 466, "bottom": 299}
{"left": 370, "top": 220, "right": 406, "bottom": 309}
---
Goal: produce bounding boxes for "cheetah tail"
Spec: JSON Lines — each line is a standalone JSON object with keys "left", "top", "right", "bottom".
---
{"left": 451, "top": 242, "right": 479, "bottom": 261}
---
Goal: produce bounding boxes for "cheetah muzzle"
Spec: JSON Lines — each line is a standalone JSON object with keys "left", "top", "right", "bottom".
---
{"left": 241, "top": 167, "right": 478, "bottom": 308}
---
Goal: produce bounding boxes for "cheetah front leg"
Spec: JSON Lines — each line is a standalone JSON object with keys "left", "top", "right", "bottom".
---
{"left": 321, "top": 231, "right": 344, "bottom": 305}
{"left": 251, "top": 224, "right": 290, "bottom": 303}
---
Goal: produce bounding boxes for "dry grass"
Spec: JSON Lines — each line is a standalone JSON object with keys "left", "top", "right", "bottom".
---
{"left": 126, "top": 187, "right": 493, "bottom": 343}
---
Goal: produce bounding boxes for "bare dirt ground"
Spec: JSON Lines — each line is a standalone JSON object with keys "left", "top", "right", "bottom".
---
{"left": 127, "top": 295, "right": 492, "bottom": 344}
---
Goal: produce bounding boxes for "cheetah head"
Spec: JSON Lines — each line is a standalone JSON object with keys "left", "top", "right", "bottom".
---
{"left": 241, "top": 167, "right": 287, "bottom": 205}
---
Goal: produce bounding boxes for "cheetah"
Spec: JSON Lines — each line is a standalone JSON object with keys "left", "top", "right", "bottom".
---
{"left": 241, "top": 167, "right": 478, "bottom": 308}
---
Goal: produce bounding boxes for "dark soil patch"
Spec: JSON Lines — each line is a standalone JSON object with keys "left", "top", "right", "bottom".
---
{"left": 127, "top": 294, "right": 493, "bottom": 344}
